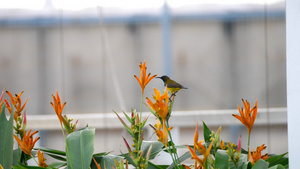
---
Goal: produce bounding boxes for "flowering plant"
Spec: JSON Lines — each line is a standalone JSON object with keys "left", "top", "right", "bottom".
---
{"left": 0, "top": 61, "right": 288, "bottom": 169}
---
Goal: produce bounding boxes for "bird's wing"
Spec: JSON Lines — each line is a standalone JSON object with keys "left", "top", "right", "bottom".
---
{"left": 167, "top": 80, "right": 183, "bottom": 88}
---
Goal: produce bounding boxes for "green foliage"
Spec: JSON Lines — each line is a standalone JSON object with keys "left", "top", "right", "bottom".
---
{"left": 268, "top": 164, "right": 285, "bottom": 169}
{"left": 66, "top": 126, "right": 95, "bottom": 169}
{"left": 202, "top": 121, "right": 212, "bottom": 143}
{"left": 252, "top": 159, "right": 269, "bottom": 169}
{"left": 266, "top": 153, "right": 288, "bottom": 168}
{"left": 0, "top": 104, "right": 14, "bottom": 169}
{"left": 1, "top": 77, "right": 289, "bottom": 169}
{"left": 141, "top": 141, "right": 164, "bottom": 159}
{"left": 92, "top": 154, "right": 123, "bottom": 169}
{"left": 36, "top": 147, "right": 67, "bottom": 164}
{"left": 215, "top": 150, "right": 229, "bottom": 169}
{"left": 12, "top": 163, "right": 54, "bottom": 169}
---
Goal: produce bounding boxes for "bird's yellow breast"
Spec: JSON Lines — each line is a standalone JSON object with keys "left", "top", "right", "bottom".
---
{"left": 166, "top": 87, "right": 181, "bottom": 94}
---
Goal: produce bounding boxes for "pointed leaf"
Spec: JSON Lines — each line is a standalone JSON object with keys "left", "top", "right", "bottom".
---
{"left": 141, "top": 114, "right": 150, "bottom": 128}
{"left": 47, "top": 153, "right": 67, "bottom": 161}
{"left": 202, "top": 121, "right": 212, "bottom": 143}
{"left": 113, "top": 111, "right": 133, "bottom": 136}
{"left": 0, "top": 104, "right": 14, "bottom": 169}
{"left": 35, "top": 147, "right": 66, "bottom": 156}
{"left": 266, "top": 153, "right": 288, "bottom": 167}
{"left": 120, "top": 153, "right": 136, "bottom": 168}
{"left": 122, "top": 111, "right": 133, "bottom": 124}
{"left": 66, "top": 127, "right": 95, "bottom": 169}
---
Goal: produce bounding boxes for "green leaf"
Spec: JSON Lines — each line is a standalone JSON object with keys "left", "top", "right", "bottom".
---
{"left": 268, "top": 164, "right": 285, "bottom": 169}
{"left": 113, "top": 111, "right": 134, "bottom": 136}
{"left": 202, "top": 121, "right": 212, "bottom": 143}
{"left": 35, "top": 147, "right": 67, "bottom": 162}
{"left": 0, "top": 103, "right": 14, "bottom": 169}
{"left": 47, "top": 153, "right": 67, "bottom": 162}
{"left": 49, "top": 161, "right": 67, "bottom": 168}
{"left": 140, "top": 114, "right": 150, "bottom": 128}
{"left": 266, "top": 153, "right": 288, "bottom": 167}
{"left": 93, "top": 152, "right": 110, "bottom": 156}
{"left": 122, "top": 111, "right": 133, "bottom": 124}
{"left": 147, "top": 161, "right": 168, "bottom": 169}
{"left": 35, "top": 147, "right": 66, "bottom": 156}
{"left": 242, "top": 161, "right": 251, "bottom": 169}
{"left": 141, "top": 141, "right": 164, "bottom": 159}
{"left": 66, "top": 126, "right": 95, "bottom": 169}
{"left": 227, "top": 153, "right": 248, "bottom": 169}
{"left": 93, "top": 154, "right": 123, "bottom": 169}
{"left": 252, "top": 159, "right": 269, "bottom": 169}
{"left": 215, "top": 150, "right": 229, "bottom": 169}
{"left": 13, "top": 148, "right": 21, "bottom": 165}
{"left": 13, "top": 149, "right": 37, "bottom": 165}
{"left": 120, "top": 153, "right": 136, "bottom": 168}
{"left": 12, "top": 163, "right": 53, "bottom": 169}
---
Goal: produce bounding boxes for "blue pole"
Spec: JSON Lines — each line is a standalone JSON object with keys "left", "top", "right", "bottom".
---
{"left": 161, "top": 1, "right": 172, "bottom": 76}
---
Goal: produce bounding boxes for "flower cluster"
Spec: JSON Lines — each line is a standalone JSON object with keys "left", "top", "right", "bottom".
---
{"left": 134, "top": 61, "right": 157, "bottom": 95}
{"left": 0, "top": 61, "right": 288, "bottom": 169}
{"left": 50, "top": 91, "right": 78, "bottom": 134}
{"left": 187, "top": 123, "right": 214, "bottom": 169}
{"left": 13, "top": 130, "right": 40, "bottom": 156}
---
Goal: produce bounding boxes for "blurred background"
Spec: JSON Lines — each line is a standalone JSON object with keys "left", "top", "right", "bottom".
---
{"left": 0, "top": 0, "right": 286, "bottom": 164}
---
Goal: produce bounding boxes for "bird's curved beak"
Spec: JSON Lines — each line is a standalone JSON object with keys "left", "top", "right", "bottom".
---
{"left": 156, "top": 76, "right": 161, "bottom": 79}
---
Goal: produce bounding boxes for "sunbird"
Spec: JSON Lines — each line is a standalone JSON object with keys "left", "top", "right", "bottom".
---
{"left": 157, "top": 75, "right": 187, "bottom": 96}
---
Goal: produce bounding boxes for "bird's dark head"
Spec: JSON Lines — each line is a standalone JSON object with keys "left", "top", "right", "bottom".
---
{"left": 157, "top": 75, "right": 170, "bottom": 83}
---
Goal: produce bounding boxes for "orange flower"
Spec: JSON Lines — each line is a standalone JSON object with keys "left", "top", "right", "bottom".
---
{"left": 6, "top": 90, "right": 29, "bottom": 122}
{"left": 146, "top": 87, "right": 169, "bottom": 121}
{"left": 232, "top": 99, "right": 258, "bottom": 135}
{"left": 187, "top": 141, "right": 213, "bottom": 169}
{"left": 0, "top": 89, "right": 5, "bottom": 115}
{"left": 0, "top": 88, "right": 4, "bottom": 106}
{"left": 93, "top": 157, "right": 101, "bottom": 169}
{"left": 220, "top": 140, "right": 226, "bottom": 150}
{"left": 134, "top": 61, "right": 157, "bottom": 94}
{"left": 37, "top": 150, "right": 48, "bottom": 168}
{"left": 188, "top": 123, "right": 214, "bottom": 169}
{"left": 4, "top": 99, "right": 12, "bottom": 114}
{"left": 14, "top": 130, "right": 40, "bottom": 155}
{"left": 248, "top": 144, "right": 269, "bottom": 164}
{"left": 50, "top": 91, "right": 66, "bottom": 125}
{"left": 152, "top": 119, "right": 173, "bottom": 147}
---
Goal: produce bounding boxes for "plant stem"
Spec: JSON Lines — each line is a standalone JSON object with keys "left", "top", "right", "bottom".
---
{"left": 61, "top": 124, "right": 73, "bottom": 169}
{"left": 166, "top": 96, "right": 181, "bottom": 168}
{"left": 137, "top": 93, "right": 144, "bottom": 161}
{"left": 247, "top": 132, "right": 251, "bottom": 148}
{"left": 30, "top": 154, "right": 39, "bottom": 166}
{"left": 166, "top": 145, "right": 178, "bottom": 168}
{"left": 166, "top": 120, "right": 180, "bottom": 169}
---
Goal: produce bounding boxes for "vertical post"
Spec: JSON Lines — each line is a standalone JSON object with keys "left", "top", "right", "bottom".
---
{"left": 286, "top": 0, "right": 300, "bottom": 167}
{"left": 161, "top": 0, "right": 172, "bottom": 76}
{"left": 159, "top": 1, "right": 177, "bottom": 163}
